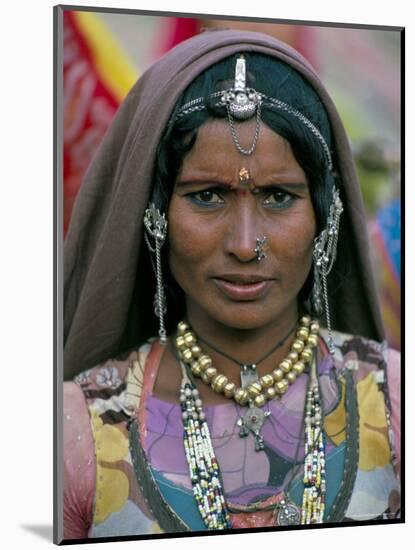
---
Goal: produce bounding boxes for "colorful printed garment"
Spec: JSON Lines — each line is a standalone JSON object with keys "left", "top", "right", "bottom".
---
{"left": 63, "top": 331, "right": 401, "bottom": 539}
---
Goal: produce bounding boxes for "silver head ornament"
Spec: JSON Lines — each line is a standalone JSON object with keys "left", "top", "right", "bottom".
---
{"left": 172, "top": 55, "right": 333, "bottom": 167}
{"left": 219, "top": 55, "right": 262, "bottom": 156}
{"left": 220, "top": 56, "right": 262, "bottom": 121}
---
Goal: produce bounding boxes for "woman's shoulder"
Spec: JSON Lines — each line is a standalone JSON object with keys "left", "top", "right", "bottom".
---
{"left": 321, "top": 329, "right": 401, "bottom": 481}
{"left": 63, "top": 381, "right": 97, "bottom": 538}
{"left": 69, "top": 340, "right": 155, "bottom": 393}
{"left": 320, "top": 328, "right": 400, "bottom": 401}
{"left": 70, "top": 350, "right": 135, "bottom": 391}
{"left": 62, "top": 340, "right": 157, "bottom": 539}
{"left": 64, "top": 339, "right": 156, "bottom": 426}
{"left": 320, "top": 328, "right": 400, "bottom": 364}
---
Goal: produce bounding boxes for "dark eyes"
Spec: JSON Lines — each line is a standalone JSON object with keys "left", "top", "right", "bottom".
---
{"left": 263, "top": 191, "right": 294, "bottom": 207}
{"left": 187, "top": 188, "right": 297, "bottom": 209}
{"left": 193, "top": 190, "right": 224, "bottom": 204}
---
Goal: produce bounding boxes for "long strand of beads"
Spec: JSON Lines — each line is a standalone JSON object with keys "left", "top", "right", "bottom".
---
{"left": 175, "top": 320, "right": 326, "bottom": 529}
{"left": 180, "top": 379, "right": 231, "bottom": 530}
{"left": 301, "top": 359, "right": 326, "bottom": 524}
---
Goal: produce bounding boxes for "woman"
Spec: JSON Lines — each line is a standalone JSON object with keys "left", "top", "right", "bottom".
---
{"left": 63, "top": 29, "right": 401, "bottom": 539}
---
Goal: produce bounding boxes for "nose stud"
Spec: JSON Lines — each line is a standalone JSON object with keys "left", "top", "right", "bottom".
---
{"left": 254, "top": 236, "right": 268, "bottom": 261}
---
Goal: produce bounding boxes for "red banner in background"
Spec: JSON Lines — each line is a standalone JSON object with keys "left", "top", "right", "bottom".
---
{"left": 63, "top": 11, "right": 118, "bottom": 235}
{"left": 156, "top": 17, "right": 315, "bottom": 66}
{"left": 63, "top": 11, "right": 138, "bottom": 235}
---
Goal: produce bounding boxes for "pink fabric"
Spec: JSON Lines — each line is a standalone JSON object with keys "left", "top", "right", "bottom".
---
{"left": 137, "top": 341, "right": 165, "bottom": 445}
{"left": 156, "top": 17, "right": 201, "bottom": 57}
{"left": 62, "top": 344, "right": 165, "bottom": 540}
{"left": 63, "top": 382, "right": 96, "bottom": 539}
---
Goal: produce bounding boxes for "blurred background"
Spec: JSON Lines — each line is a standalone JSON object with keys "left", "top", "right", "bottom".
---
{"left": 62, "top": 10, "right": 401, "bottom": 349}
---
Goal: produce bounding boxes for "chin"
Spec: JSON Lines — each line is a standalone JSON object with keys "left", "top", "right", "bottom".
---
{"left": 209, "top": 301, "right": 285, "bottom": 331}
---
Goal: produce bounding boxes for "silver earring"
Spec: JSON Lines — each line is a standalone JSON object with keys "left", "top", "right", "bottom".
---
{"left": 310, "top": 263, "right": 324, "bottom": 316}
{"left": 254, "top": 236, "right": 268, "bottom": 262}
{"left": 144, "top": 204, "right": 168, "bottom": 344}
{"left": 312, "top": 188, "right": 344, "bottom": 355}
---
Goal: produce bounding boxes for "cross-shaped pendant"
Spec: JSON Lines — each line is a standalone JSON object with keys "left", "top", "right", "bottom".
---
{"left": 237, "top": 403, "right": 271, "bottom": 451}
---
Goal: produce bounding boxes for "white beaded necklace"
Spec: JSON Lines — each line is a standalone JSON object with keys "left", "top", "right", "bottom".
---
{"left": 175, "top": 321, "right": 326, "bottom": 528}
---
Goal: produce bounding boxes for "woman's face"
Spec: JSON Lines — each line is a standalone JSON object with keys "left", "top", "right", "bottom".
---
{"left": 167, "top": 119, "right": 317, "bottom": 331}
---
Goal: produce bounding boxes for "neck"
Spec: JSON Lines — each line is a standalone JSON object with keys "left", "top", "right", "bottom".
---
{"left": 184, "top": 301, "right": 300, "bottom": 383}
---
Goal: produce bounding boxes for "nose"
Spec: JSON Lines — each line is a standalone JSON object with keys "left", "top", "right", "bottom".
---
{"left": 223, "top": 202, "right": 262, "bottom": 263}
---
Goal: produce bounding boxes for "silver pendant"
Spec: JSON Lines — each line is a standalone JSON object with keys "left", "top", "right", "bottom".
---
{"left": 274, "top": 497, "right": 301, "bottom": 526}
{"left": 220, "top": 56, "right": 262, "bottom": 121}
{"left": 237, "top": 404, "right": 271, "bottom": 451}
{"left": 240, "top": 363, "right": 258, "bottom": 388}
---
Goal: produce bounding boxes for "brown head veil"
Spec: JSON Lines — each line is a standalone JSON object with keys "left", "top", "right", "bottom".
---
{"left": 63, "top": 29, "right": 384, "bottom": 380}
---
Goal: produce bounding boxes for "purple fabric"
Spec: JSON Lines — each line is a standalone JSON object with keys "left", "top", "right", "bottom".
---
{"left": 145, "top": 364, "right": 337, "bottom": 505}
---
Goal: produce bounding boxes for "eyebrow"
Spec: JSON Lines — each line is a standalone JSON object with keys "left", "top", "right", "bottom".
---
{"left": 176, "top": 180, "right": 308, "bottom": 190}
{"left": 266, "top": 182, "right": 309, "bottom": 192}
{"left": 175, "top": 179, "right": 234, "bottom": 188}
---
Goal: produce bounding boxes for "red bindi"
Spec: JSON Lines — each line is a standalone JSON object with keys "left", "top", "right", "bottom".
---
{"left": 237, "top": 167, "right": 255, "bottom": 194}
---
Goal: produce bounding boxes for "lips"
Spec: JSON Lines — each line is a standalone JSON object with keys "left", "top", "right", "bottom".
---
{"left": 212, "top": 274, "right": 275, "bottom": 301}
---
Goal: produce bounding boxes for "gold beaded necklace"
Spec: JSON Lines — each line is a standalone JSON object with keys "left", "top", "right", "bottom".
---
{"left": 175, "top": 315, "right": 319, "bottom": 404}
{"left": 174, "top": 315, "right": 320, "bottom": 451}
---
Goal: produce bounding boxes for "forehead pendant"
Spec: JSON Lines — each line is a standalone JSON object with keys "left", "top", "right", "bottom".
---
{"left": 220, "top": 56, "right": 262, "bottom": 156}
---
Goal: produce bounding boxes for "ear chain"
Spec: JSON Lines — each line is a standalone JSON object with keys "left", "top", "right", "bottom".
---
{"left": 143, "top": 204, "right": 168, "bottom": 344}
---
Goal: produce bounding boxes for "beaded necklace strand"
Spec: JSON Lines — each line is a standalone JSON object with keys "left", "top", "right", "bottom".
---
{"left": 302, "top": 366, "right": 326, "bottom": 523}
{"left": 175, "top": 320, "right": 326, "bottom": 528}
{"left": 180, "top": 365, "right": 232, "bottom": 529}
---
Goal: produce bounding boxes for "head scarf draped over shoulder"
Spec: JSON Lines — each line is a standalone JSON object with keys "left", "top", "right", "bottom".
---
{"left": 64, "top": 29, "right": 384, "bottom": 380}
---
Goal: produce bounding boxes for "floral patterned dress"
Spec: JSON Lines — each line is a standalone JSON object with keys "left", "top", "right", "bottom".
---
{"left": 63, "top": 330, "right": 401, "bottom": 539}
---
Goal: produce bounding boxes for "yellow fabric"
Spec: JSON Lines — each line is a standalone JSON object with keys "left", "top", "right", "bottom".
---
{"left": 91, "top": 410, "right": 130, "bottom": 524}
{"left": 96, "top": 424, "right": 129, "bottom": 463}
{"left": 357, "top": 372, "right": 391, "bottom": 470}
{"left": 324, "top": 370, "right": 391, "bottom": 469}
{"left": 95, "top": 466, "right": 130, "bottom": 524}
{"left": 73, "top": 11, "right": 138, "bottom": 103}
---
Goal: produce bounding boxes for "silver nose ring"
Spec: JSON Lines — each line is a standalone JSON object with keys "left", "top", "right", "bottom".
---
{"left": 254, "top": 236, "right": 268, "bottom": 261}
